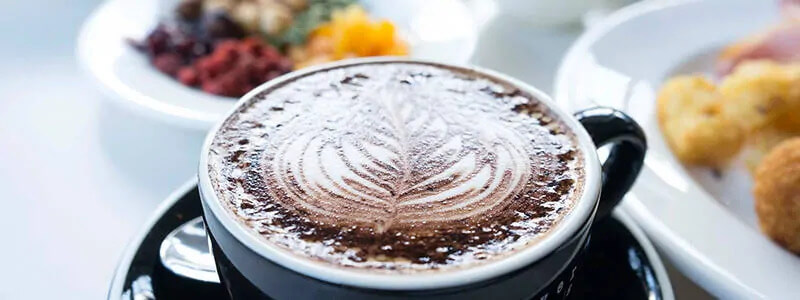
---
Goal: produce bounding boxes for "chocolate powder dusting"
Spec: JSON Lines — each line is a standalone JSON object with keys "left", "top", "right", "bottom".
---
{"left": 207, "top": 62, "right": 584, "bottom": 272}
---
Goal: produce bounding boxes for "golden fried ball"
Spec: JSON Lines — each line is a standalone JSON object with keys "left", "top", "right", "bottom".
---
{"left": 753, "top": 137, "right": 800, "bottom": 254}
{"left": 718, "top": 60, "right": 800, "bottom": 132}
{"left": 744, "top": 128, "right": 800, "bottom": 174}
{"left": 657, "top": 76, "right": 744, "bottom": 166}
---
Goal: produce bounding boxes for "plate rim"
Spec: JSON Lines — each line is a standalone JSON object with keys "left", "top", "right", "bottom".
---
{"left": 612, "top": 208, "right": 675, "bottom": 300}
{"left": 76, "top": 0, "right": 220, "bottom": 130}
{"left": 77, "top": 0, "right": 478, "bottom": 131}
{"left": 107, "top": 178, "right": 199, "bottom": 299}
{"left": 553, "top": 0, "right": 800, "bottom": 299}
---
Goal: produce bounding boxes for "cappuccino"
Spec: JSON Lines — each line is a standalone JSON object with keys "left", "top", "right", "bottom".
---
{"left": 207, "top": 62, "right": 584, "bottom": 272}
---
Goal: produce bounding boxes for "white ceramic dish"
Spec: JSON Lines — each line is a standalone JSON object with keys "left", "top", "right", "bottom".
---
{"left": 555, "top": 0, "right": 800, "bottom": 298}
{"left": 77, "top": 0, "right": 477, "bottom": 130}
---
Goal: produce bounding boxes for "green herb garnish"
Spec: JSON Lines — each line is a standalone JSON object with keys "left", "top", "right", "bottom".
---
{"left": 270, "top": 0, "right": 355, "bottom": 47}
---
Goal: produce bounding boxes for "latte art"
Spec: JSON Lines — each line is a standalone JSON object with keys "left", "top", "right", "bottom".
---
{"left": 265, "top": 86, "right": 531, "bottom": 229}
{"left": 208, "top": 62, "right": 584, "bottom": 272}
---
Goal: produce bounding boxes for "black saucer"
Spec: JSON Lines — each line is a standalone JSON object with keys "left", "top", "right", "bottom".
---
{"left": 108, "top": 180, "right": 673, "bottom": 300}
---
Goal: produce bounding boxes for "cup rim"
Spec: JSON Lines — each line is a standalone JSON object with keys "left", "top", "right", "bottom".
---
{"left": 198, "top": 57, "right": 602, "bottom": 290}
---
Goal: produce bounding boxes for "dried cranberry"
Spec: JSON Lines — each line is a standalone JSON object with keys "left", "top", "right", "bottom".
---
{"left": 177, "top": 67, "right": 199, "bottom": 86}
{"left": 276, "top": 57, "right": 293, "bottom": 72}
{"left": 144, "top": 26, "right": 171, "bottom": 56}
{"left": 152, "top": 53, "right": 184, "bottom": 76}
{"left": 173, "top": 36, "right": 198, "bottom": 57}
{"left": 252, "top": 59, "right": 271, "bottom": 75}
{"left": 213, "top": 40, "right": 240, "bottom": 63}
{"left": 260, "top": 46, "right": 281, "bottom": 61}
{"left": 137, "top": 17, "right": 293, "bottom": 98}
{"left": 239, "top": 38, "right": 263, "bottom": 55}
{"left": 265, "top": 70, "right": 283, "bottom": 82}
{"left": 204, "top": 73, "right": 246, "bottom": 97}
{"left": 195, "top": 59, "right": 216, "bottom": 81}
{"left": 201, "top": 81, "right": 226, "bottom": 96}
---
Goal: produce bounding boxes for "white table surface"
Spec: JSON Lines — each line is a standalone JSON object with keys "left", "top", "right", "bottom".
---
{"left": 0, "top": 0, "right": 710, "bottom": 298}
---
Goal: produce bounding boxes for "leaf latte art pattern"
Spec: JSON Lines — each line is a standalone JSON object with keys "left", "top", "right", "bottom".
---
{"left": 209, "top": 62, "right": 583, "bottom": 271}
{"left": 264, "top": 89, "right": 531, "bottom": 231}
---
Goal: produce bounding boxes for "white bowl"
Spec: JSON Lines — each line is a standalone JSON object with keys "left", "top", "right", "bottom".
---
{"left": 554, "top": 0, "right": 800, "bottom": 298}
{"left": 77, "top": 0, "right": 477, "bottom": 130}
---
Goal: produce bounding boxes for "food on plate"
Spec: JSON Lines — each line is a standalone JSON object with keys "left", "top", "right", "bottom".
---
{"left": 716, "top": 22, "right": 800, "bottom": 76}
{"left": 204, "top": 0, "right": 356, "bottom": 46}
{"left": 288, "top": 5, "right": 409, "bottom": 69}
{"left": 717, "top": 61, "right": 800, "bottom": 133}
{"left": 744, "top": 127, "right": 800, "bottom": 173}
{"left": 721, "top": 61, "right": 800, "bottom": 172}
{"left": 753, "top": 137, "right": 800, "bottom": 254}
{"left": 658, "top": 16, "right": 800, "bottom": 253}
{"left": 657, "top": 61, "right": 800, "bottom": 168}
{"left": 657, "top": 76, "right": 744, "bottom": 166}
{"left": 209, "top": 0, "right": 306, "bottom": 36}
{"left": 178, "top": 38, "right": 293, "bottom": 96}
{"left": 781, "top": 0, "right": 800, "bottom": 20}
{"left": 131, "top": 13, "right": 245, "bottom": 76}
{"left": 716, "top": 0, "right": 800, "bottom": 76}
{"left": 133, "top": 0, "right": 409, "bottom": 97}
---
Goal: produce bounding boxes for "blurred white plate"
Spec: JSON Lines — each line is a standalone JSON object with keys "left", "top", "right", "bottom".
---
{"left": 77, "top": 0, "right": 477, "bottom": 130}
{"left": 554, "top": 0, "right": 800, "bottom": 298}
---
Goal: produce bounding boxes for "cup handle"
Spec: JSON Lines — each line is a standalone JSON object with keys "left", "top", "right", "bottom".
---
{"left": 575, "top": 107, "right": 647, "bottom": 222}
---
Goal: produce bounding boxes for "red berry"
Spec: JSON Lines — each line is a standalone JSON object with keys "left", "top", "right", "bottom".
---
{"left": 260, "top": 45, "right": 280, "bottom": 60}
{"left": 253, "top": 59, "right": 270, "bottom": 73}
{"left": 265, "top": 70, "right": 282, "bottom": 81}
{"left": 177, "top": 67, "right": 199, "bottom": 86}
{"left": 241, "top": 84, "right": 255, "bottom": 95}
{"left": 152, "top": 53, "right": 184, "bottom": 76}
{"left": 204, "top": 56, "right": 228, "bottom": 78}
{"left": 202, "top": 81, "right": 225, "bottom": 95}
{"left": 162, "top": 35, "right": 294, "bottom": 97}
{"left": 240, "top": 37, "right": 262, "bottom": 55}
{"left": 195, "top": 58, "right": 216, "bottom": 80}
{"left": 276, "top": 57, "right": 293, "bottom": 72}
{"left": 213, "top": 40, "right": 239, "bottom": 62}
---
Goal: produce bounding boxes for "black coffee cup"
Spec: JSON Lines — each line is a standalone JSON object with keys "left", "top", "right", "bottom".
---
{"left": 198, "top": 58, "right": 646, "bottom": 299}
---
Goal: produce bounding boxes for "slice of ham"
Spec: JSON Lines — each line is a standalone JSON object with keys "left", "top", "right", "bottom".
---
{"left": 717, "top": 22, "right": 800, "bottom": 76}
{"left": 782, "top": 0, "right": 800, "bottom": 20}
{"left": 716, "top": 0, "right": 800, "bottom": 76}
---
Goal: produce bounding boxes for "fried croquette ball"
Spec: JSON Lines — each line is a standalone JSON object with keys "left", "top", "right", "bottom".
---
{"left": 718, "top": 60, "right": 800, "bottom": 132}
{"left": 753, "top": 137, "right": 800, "bottom": 254}
{"left": 657, "top": 76, "right": 745, "bottom": 166}
{"left": 744, "top": 128, "right": 800, "bottom": 173}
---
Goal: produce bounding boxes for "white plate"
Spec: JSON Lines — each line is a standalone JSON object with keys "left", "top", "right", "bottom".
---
{"left": 77, "top": 0, "right": 477, "bottom": 130}
{"left": 554, "top": 0, "right": 800, "bottom": 298}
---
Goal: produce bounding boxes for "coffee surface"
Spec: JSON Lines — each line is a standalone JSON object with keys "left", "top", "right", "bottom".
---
{"left": 208, "top": 62, "right": 584, "bottom": 272}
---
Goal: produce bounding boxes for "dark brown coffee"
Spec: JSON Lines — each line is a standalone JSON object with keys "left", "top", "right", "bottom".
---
{"left": 207, "top": 62, "right": 584, "bottom": 272}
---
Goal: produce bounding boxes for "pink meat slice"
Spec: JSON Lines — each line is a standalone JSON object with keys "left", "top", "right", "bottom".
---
{"left": 716, "top": 1, "right": 800, "bottom": 76}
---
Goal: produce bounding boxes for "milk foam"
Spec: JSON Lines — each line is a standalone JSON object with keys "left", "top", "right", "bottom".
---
{"left": 208, "top": 62, "right": 584, "bottom": 272}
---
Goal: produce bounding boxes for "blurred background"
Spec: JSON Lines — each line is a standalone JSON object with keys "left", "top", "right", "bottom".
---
{"left": 0, "top": 0, "right": 720, "bottom": 298}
